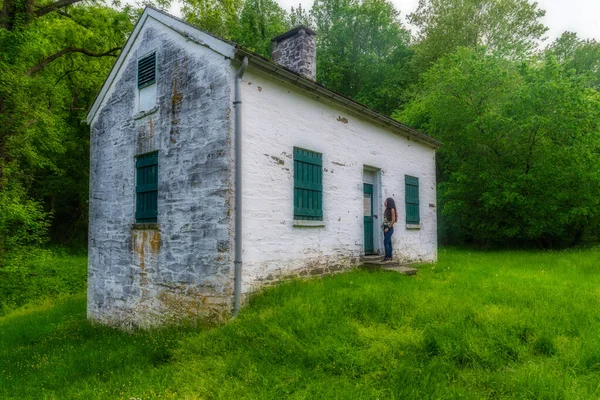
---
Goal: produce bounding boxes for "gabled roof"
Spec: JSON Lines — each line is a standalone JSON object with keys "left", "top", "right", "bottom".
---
{"left": 87, "top": 6, "right": 441, "bottom": 149}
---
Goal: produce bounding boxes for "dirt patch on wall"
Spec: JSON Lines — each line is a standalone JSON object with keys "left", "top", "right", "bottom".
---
{"left": 248, "top": 254, "right": 361, "bottom": 299}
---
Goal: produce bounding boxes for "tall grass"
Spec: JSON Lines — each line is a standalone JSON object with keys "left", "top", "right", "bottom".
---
{"left": 2, "top": 247, "right": 600, "bottom": 399}
{"left": 0, "top": 248, "right": 87, "bottom": 315}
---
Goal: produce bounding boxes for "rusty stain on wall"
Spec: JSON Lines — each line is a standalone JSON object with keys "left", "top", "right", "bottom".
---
{"left": 132, "top": 229, "right": 161, "bottom": 291}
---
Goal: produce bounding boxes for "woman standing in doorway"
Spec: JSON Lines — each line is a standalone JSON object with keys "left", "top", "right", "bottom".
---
{"left": 383, "top": 198, "right": 397, "bottom": 261}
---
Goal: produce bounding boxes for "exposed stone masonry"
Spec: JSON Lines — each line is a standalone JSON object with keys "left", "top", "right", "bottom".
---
{"left": 271, "top": 26, "right": 317, "bottom": 81}
{"left": 88, "top": 24, "right": 234, "bottom": 328}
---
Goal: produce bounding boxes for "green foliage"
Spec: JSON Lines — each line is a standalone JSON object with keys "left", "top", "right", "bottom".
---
{"left": 547, "top": 31, "right": 600, "bottom": 90}
{"left": 312, "top": 0, "right": 413, "bottom": 114}
{"left": 184, "top": 0, "right": 413, "bottom": 114}
{"left": 0, "top": 248, "right": 86, "bottom": 315}
{"left": 182, "top": 0, "right": 244, "bottom": 39}
{"left": 236, "top": 0, "right": 290, "bottom": 56}
{"left": 0, "top": 182, "right": 50, "bottom": 255}
{"left": 0, "top": 4, "right": 135, "bottom": 253}
{"left": 399, "top": 48, "right": 600, "bottom": 245}
{"left": 183, "top": 0, "right": 290, "bottom": 57}
{"left": 3, "top": 248, "right": 600, "bottom": 398}
{"left": 409, "top": 0, "right": 548, "bottom": 69}
{"left": 288, "top": 3, "right": 311, "bottom": 27}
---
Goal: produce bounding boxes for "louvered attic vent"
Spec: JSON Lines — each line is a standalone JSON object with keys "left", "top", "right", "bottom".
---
{"left": 138, "top": 53, "right": 156, "bottom": 89}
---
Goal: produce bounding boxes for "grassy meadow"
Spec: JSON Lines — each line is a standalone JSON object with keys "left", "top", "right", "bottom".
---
{"left": 2, "top": 248, "right": 600, "bottom": 399}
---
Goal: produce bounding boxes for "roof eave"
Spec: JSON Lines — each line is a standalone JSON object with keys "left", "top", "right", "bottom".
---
{"left": 235, "top": 49, "right": 442, "bottom": 149}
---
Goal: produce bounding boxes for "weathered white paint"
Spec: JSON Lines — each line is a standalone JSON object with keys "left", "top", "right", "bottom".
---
{"left": 138, "top": 83, "right": 157, "bottom": 113}
{"left": 240, "top": 69, "right": 437, "bottom": 294}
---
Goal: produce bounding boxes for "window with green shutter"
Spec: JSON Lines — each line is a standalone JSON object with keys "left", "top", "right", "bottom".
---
{"left": 294, "top": 147, "right": 323, "bottom": 221}
{"left": 405, "top": 175, "right": 420, "bottom": 225}
{"left": 136, "top": 151, "right": 158, "bottom": 223}
{"left": 138, "top": 53, "right": 156, "bottom": 89}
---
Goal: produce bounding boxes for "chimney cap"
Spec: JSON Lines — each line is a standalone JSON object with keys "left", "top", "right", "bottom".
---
{"left": 271, "top": 25, "right": 316, "bottom": 43}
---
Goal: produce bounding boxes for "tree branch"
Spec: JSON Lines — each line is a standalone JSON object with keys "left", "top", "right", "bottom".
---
{"left": 54, "top": 66, "right": 81, "bottom": 86}
{"left": 34, "top": 0, "right": 83, "bottom": 18}
{"left": 56, "top": 9, "right": 91, "bottom": 30}
{"left": 26, "top": 46, "right": 120, "bottom": 76}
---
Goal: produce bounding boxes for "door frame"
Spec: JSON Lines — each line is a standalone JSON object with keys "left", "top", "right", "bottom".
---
{"left": 363, "top": 166, "right": 383, "bottom": 255}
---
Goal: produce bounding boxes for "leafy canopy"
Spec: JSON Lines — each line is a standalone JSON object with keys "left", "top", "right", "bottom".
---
{"left": 312, "top": 0, "right": 413, "bottom": 114}
{"left": 399, "top": 48, "right": 600, "bottom": 245}
{"left": 0, "top": 3, "right": 135, "bottom": 255}
{"left": 409, "top": 0, "right": 548, "bottom": 68}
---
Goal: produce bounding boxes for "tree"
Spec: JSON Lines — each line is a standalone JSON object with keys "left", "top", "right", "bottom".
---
{"left": 0, "top": 4, "right": 135, "bottom": 256}
{"left": 398, "top": 48, "right": 600, "bottom": 246}
{"left": 183, "top": 0, "right": 289, "bottom": 58}
{"left": 236, "top": 0, "right": 289, "bottom": 57}
{"left": 181, "top": 0, "right": 243, "bottom": 39}
{"left": 288, "top": 3, "right": 311, "bottom": 27}
{"left": 184, "top": 0, "right": 413, "bottom": 114}
{"left": 408, "top": 0, "right": 548, "bottom": 69}
{"left": 311, "top": 0, "right": 413, "bottom": 115}
{"left": 547, "top": 32, "right": 600, "bottom": 90}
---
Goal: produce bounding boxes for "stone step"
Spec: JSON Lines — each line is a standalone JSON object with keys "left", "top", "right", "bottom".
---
{"left": 360, "top": 255, "right": 384, "bottom": 262}
{"left": 382, "top": 266, "right": 418, "bottom": 276}
{"left": 362, "top": 260, "right": 401, "bottom": 267}
{"left": 360, "top": 261, "right": 418, "bottom": 276}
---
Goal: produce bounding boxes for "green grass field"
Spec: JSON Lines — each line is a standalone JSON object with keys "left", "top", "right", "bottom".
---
{"left": 2, "top": 248, "right": 600, "bottom": 399}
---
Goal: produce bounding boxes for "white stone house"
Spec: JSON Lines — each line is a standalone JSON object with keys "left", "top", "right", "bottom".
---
{"left": 86, "top": 7, "right": 441, "bottom": 327}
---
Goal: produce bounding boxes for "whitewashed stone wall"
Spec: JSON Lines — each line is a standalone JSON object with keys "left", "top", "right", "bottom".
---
{"left": 88, "top": 19, "right": 236, "bottom": 328}
{"left": 88, "top": 13, "right": 438, "bottom": 327}
{"left": 240, "top": 69, "right": 438, "bottom": 294}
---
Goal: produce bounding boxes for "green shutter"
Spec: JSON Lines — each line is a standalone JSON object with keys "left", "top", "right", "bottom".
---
{"left": 405, "top": 175, "right": 420, "bottom": 225}
{"left": 294, "top": 147, "right": 323, "bottom": 220}
{"left": 138, "top": 53, "right": 156, "bottom": 89}
{"left": 136, "top": 151, "right": 158, "bottom": 223}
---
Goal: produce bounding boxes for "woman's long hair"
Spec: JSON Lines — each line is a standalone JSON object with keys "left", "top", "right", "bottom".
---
{"left": 385, "top": 197, "right": 397, "bottom": 222}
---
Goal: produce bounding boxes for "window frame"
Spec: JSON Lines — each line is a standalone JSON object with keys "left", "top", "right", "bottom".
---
{"left": 405, "top": 175, "right": 420, "bottom": 226}
{"left": 293, "top": 147, "right": 323, "bottom": 222}
{"left": 135, "top": 151, "right": 159, "bottom": 224}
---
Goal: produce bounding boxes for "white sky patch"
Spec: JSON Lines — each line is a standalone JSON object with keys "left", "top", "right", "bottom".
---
{"left": 168, "top": 0, "right": 600, "bottom": 42}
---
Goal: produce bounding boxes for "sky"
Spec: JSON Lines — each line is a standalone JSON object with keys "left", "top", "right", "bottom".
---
{"left": 170, "top": 0, "right": 600, "bottom": 43}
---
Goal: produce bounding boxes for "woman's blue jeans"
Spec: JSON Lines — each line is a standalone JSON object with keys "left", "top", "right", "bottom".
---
{"left": 384, "top": 227, "right": 394, "bottom": 259}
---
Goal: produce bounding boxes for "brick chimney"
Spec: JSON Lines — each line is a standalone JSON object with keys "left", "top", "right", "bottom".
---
{"left": 271, "top": 26, "right": 317, "bottom": 81}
